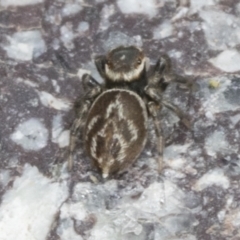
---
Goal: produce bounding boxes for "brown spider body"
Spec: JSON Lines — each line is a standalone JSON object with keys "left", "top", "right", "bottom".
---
{"left": 85, "top": 89, "right": 148, "bottom": 178}
{"left": 68, "top": 46, "right": 190, "bottom": 178}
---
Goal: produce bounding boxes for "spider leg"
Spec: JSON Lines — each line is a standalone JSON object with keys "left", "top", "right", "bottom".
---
{"left": 74, "top": 74, "right": 101, "bottom": 112}
{"left": 94, "top": 55, "right": 107, "bottom": 79}
{"left": 144, "top": 83, "right": 190, "bottom": 172}
{"left": 145, "top": 85, "right": 190, "bottom": 128}
{"left": 148, "top": 56, "right": 170, "bottom": 85}
{"left": 152, "top": 54, "right": 194, "bottom": 114}
{"left": 82, "top": 73, "right": 101, "bottom": 89}
{"left": 144, "top": 85, "right": 162, "bottom": 101}
{"left": 168, "top": 73, "right": 195, "bottom": 100}
{"left": 147, "top": 102, "right": 164, "bottom": 173}
{"left": 68, "top": 100, "right": 91, "bottom": 171}
{"left": 151, "top": 54, "right": 192, "bottom": 90}
{"left": 68, "top": 75, "right": 102, "bottom": 171}
{"left": 162, "top": 100, "right": 191, "bottom": 128}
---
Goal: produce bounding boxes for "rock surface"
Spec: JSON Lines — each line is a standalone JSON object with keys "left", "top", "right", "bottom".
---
{"left": 0, "top": 0, "right": 240, "bottom": 239}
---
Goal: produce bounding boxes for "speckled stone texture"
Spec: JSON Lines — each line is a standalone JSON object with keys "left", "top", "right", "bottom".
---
{"left": 1, "top": 0, "right": 240, "bottom": 240}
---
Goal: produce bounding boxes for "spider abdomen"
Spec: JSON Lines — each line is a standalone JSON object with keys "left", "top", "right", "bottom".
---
{"left": 85, "top": 89, "right": 148, "bottom": 178}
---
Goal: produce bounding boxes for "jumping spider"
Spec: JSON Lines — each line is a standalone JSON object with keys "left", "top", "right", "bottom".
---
{"left": 68, "top": 46, "right": 190, "bottom": 178}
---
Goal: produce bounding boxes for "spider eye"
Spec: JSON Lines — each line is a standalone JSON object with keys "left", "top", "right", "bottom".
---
{"left": 137, "top": 58, "right": 142, "bottom": 65}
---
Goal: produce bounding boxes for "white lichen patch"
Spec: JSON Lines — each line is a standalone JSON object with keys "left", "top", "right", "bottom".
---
{"left": 98, "top": 4, "right": 115, "bottom": 32}
{"left": 189, "top": 0, "right": 215, "bottom": 13}
{"left": 57, "top": 130, "right": 70, "bottom": 148}
{"left": 15, "top": 77, "right": 39, "bottom": 88}
{"left": 67, "top": 180, "right": 197, "bottom": 239}
{"left": 167, "top": 49, "right": 183, "bottom": 60}
{"left": 153, "top": 20, "right": 174, "bottom": 39}
{"left": 205, "top": 130, "right": 229, "bottom": 157}
{"left": 60, "top": 202, "right": 87, "bottom": 221}
{"left": 193, "top": 168, "right": 230, "bottom": 191}
{"left": 77, "top": 21, "right": 89, "bottom": 34}
{"left": 200, "top": 77, "right": 239, "bottom": 114}
{"left": 0, "top": 164, "right": 68, "bottom": 240}
{"left": 205, "top": 111, "right": 215, "bottom": 121}
{"left": 0, "top": 169, "right": 11, "bottom": 189}
{"left": 0, "top": 0, "right": 43, "bottom": 7}
{"left": 209, "top": 49, "right": 240, "bottom": 72}
{"left": 60, "top": 23, "right": 75, "bottom": 50}
{"left": 103, "top": 31, "right": 143, "bottom": 52}
{"left": 52, "top": 80, "right": 60, "bottom": 93}
{"left": 10, "top": 118, "right": 48, "bottom": 151}
{"left": 57, "top": 219, "right": 83, "bottom": 240}
{"left": 164, "top": 144, "right": 191, "bottom": 170}
{"left": 230, "top": 114, "right": 240, "bottom": 126}
{"left": 3, "top": 30, "right": 46, "bottom": 61}
{"left": 57, "top": 202, "right": 87, "bottom": 240}
{"left": 171, "top": 7, "right": 189, "bottom": 21}
{"left": 38, "top": 91, "right": 72, "bottom": 111}
{"left": 52, "top": 114, "right": 70, "bottom": 148}
{"left": 117, "top": 0, "right": 162, "bottom": 18}
{"left": 199, "top": 9, "right": 240, "bottom": 51}
{"left": 61, "top": 3, "right": 82, "bottom": 17}
{"left": 52, "top": 114, "right": 63, "bottom": 142}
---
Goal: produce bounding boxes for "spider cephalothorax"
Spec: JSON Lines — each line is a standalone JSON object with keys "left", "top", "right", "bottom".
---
{"left": 104, "top": 46, "right": 146, "bottom": 82}
{"left": 68, "top": 45, "right": 190, "bottom": 178}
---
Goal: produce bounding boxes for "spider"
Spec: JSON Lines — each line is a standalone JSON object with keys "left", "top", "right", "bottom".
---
{"left": 68, "top": 46, "right": 191, "bottom": 178}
